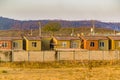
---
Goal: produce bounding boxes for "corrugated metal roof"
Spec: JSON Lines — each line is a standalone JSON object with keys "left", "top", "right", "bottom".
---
{"left": 25, "top": 36, "right": 41, "bottom": 40}
{"left": 108, "top": 36, "right": 120, "bottom": 40}
{"left": 12, "top": 37, "right": 22, "bottom": 40}
{"left": 54, "top": 36, "right": 80, "bottom": 40}
{"left": 0, "top": 37, "right": 12, "bottom": 40}
{"left": 0, "top": 36, "right": 22, "bottom": 40}
{"left": 80, "top": 36, "right": 108, "bottom": 40}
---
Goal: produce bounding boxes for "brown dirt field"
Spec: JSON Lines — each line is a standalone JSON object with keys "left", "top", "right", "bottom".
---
{"left": 0, "top": 67, "right": 120, "bottom": 80}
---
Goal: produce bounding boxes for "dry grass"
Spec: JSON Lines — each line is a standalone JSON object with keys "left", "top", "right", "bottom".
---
{"left": 0, "top": 61, "right": 119, "bottom": 80}
{"left": 0, "top": 67, "right": 120, "bottom": 80}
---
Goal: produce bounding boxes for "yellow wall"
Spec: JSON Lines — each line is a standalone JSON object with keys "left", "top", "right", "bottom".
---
{"left": 99, "top": 40, "right": 109, "bottom": 51}
{"left": 53, "top": 38, "right": 81, "bottom": 49}
{"left": 57, "top": 40, "right": 70, "bottom": 48}
{"left": 70, "top": 40, "right": 81, "bottom": 48}
{"left": 111, "top": 40, "right": 115, "bottom": 50}
{"left": 26, "top": 40, "right": 41, "bottom": 51}
{"left": 114, "top": 40, "right": 120, "bottom": 50}
{"left": 13, "top": 40, "right": 23, "bottom": 50}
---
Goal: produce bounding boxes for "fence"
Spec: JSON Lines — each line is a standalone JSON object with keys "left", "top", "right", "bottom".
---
{"left": 0, "top": 50, "right": 120, "bottom": 62}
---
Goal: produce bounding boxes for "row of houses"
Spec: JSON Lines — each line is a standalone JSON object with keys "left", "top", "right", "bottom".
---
{"left": 0, "top": 35, "right": 120, "bottom": 51}
{"left": 51, "top": 36, "right": 120, "bottom": 51}
{"left": 0, "top": 36, "right": 41, "bottom": 51}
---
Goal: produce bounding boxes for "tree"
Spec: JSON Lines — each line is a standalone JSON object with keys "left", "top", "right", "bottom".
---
{"left": 42, "top": 22, "right": 61, "bottom": 35}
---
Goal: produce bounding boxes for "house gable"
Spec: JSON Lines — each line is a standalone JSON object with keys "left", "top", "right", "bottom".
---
{"left": 23, "top": 36, "right": 41, "bottom": 51}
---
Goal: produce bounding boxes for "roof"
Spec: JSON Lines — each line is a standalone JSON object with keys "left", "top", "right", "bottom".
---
{"left": 0, "top": 36, "right": 22, "bottom": 41}
{"left": 54, "top": 36, "right": 80, "bottom": 40}
{"left": 11, "top": 37, "right": 22, "bottom": 40}
{"left": 0, "top": 37, "right": 12, "bottom": 41}
{"left": 108, "top": 36, "right": 120, "bottom": 40}
{"left": 80, "top": 36, "right": 108, "bottom": 40}
{"left": 25, "top": 36, "right": 41, "bottom": 40}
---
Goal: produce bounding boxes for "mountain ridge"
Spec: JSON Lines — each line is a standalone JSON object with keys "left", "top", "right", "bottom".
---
{"left": 0, "top": 17, "right": 120, "bottom": 31}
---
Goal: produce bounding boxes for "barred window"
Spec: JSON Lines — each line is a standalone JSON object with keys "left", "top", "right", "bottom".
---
{"left": 62, "top": 42, "right": 67, "bottom": 47}
{"left": 99, "top": 42, "right": 104, "bottom": 47}
{"left": 2, "top": 42, "right": 8, "bottom": 48}
{"left": 90, "top": 42, "right": 94, "bottom": 47}
{"left": 32, "top": 42, "right": 37, "bottom": 47}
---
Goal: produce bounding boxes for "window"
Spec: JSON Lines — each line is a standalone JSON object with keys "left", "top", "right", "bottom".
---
{"left": 71, "top": 42, "right": 77, "bottom": 48}
{"left": 99, "top": 42, "right": 104, "bottom": 47}
{"left": 2, "top": 42, "right": 8, "bottom": 48}
{"left": 62, "top": 42, "right": 67, "bottom": 47}
{"left": 13, "top": 42, "right": 18, "bottom": 48}
{"left": 32, "top": 42, "right": 37, "bottom": 47}
{"left": 90, "top": 42, "right": 94, "bottom": 47}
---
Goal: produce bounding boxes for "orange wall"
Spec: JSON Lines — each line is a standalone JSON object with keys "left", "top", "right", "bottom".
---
{"left": 0, "top": 41, "right": 12, "bottom": 50}
{"left": 84, "top": 40, "right": 98, "bottom": 50}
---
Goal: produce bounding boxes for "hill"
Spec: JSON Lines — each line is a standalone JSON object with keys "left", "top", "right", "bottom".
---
{"left": 0, "top": 17, "right": 120, "bottom": 31}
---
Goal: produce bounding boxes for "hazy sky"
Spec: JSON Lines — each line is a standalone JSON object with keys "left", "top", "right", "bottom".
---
{"left": 0, "top": 0, "right": 120, "bottom": 22}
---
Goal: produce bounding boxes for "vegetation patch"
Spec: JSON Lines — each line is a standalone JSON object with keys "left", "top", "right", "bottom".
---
{"left": 0, "top": 60, "right": 120, "bottom": 69}
{"left": 1, "top": 70, "right": 8, "bottom": 73}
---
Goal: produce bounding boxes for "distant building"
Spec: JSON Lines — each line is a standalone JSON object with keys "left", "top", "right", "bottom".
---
{"left": 23, "top": 36, "right": 41, "bottom": 51}
{"left": 108, "top": 36, "right": 120, "bottom": 50}
{"left": 80, "top": 36, "right": 109, "bottom": 50}
{"left": 50, "top": 36, "right": 81, "bottom": 49}
{"left": 12, "top": 36, "right": 23, "bottom": 50}
{"left": 0, "top": 37, "right": 12, "bottom": 50}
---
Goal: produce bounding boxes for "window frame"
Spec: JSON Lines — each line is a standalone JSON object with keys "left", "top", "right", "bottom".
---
{"left": 2, "top": 42, "right": 8, "bottom": 48}
{"left": 32, "top": 42, "right": 37, "bottom": 47}
{"left": 99, "top": 42, "right": 104, "bottom": 47}
{"left": 90, "top": 42, "right": 94, "bottom": 47}
{"left": 62, "top": 42, "right": 67, "bottom": 48}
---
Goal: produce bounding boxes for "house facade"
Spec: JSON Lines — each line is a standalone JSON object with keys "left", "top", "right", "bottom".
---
{"left": 12, "top": 37, "right": 23, "bottom": 50}
{"left": 108, "top": 36, "right": 120, "bottom": 50}
{"left": 0, "top": 37, "right": 12, "bottom": 50}
{"left": 23, "top": 36, "right": 41, "bottom": 51}
{"left": 80, "top": 36, "right": 109, "bottom": 50}
{"left": 51, "top": 36, "right": 81, "bottom": 49}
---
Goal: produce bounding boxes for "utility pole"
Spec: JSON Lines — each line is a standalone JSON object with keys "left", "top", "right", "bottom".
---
{"left": 91, "top": 20, "right": 95, "bottom": 36}
{"left": 38, "top": 22, "right": 41, "bottom": 36}
{"left": 30, "top": 29, "right": 32, "bottom": 36}
{"left": 71, "top": 28, "right": 74, "bottom": 36}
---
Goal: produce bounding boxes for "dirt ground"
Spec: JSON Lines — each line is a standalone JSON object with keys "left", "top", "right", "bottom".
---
{"left": 0, "top": 67, "right": 120, "bottom": 80}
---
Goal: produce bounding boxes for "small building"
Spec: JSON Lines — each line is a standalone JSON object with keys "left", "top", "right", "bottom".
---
{"left": 80, "top": 36, "right": 109, "bottom": 50}
{"left": 50, "top": 36, "right": 81, "bottom": 49}
{"left": 0, "top": 37, "right": 12, "bottom": 50}
{"left": 108, "top": 36, "right": 120, "bottom": 50}
{"left": 12, "top": 37, "right": 23, "bottom": 50}
{"left": 23, "top": 36, "right": 41, "bottom": 51}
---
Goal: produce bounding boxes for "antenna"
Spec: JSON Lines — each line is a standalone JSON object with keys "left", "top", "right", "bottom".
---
{"left": 71, "top": 28, "right": 74, "bottom": 36}
{"left": 30, "top": 29, "right": 32, "bottom": 36}
{"left": 91, "top": 20, "right": 95, "bottom": 35}
{"left": 38, "top": 22, "right": 41, "bottom": 36}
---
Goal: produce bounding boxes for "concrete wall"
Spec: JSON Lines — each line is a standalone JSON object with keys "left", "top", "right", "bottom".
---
{"left": 2, "top": 50, "right": 120, "bottom": 62}
{"left": 13, "top": 51, "right": 55, "bottom": 62}
{"left": 0, "top": 51, "right": 11, "bottom": 61}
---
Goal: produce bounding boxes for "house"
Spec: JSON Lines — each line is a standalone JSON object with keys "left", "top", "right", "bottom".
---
{"left": 0, "top": 37, "right": 12, "bottom": 50}
{"left": 50, "top": 36, "right": 81, "bottom": 49}
{"left": 23, "top": 36, "right": 41, "bottom": 51}
{"left": 12, "top": 37, "right": 23, "bottom": 50}
{"left": 108, "top": 36, "right": 120, "bottom": 50}
{"left": 80, "top": 36, "right": 109, "bottom": 50}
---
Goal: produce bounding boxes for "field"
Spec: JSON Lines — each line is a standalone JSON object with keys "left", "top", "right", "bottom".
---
{"left": 0, "top": 61, "right": 120, "bottom": 80}
{"left": 0, "top": 67, "right": 120, "bottom": 80}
